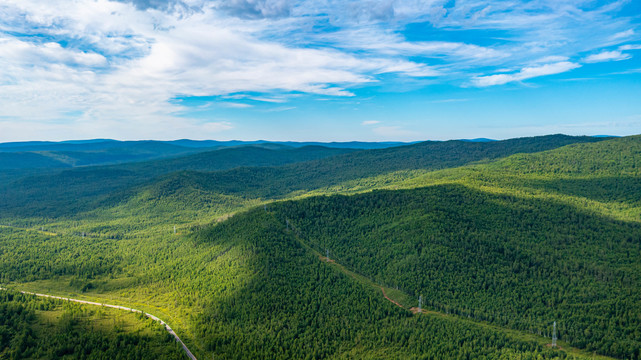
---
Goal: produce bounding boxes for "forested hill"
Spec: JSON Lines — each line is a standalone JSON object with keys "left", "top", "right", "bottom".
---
{"left": 0, "top": 134, "right": 605, "bottom": 219}
{"left": 0, "top": 145, "right": 356, "bottom": 218}
{"left": 272, "top": 184, "right": 641, "bottom": 359}
{"left": 484, "top": 134, "right": 641, "bottom": 176}
{"left": 0, "top": 141, "right": 200, "bottom": 170}
{"left": 0, "top": 138, "right": 409, "bottom": 171}
{"left": 0, "top": 134, "right": 638, "bottom": 359}
{"left": 262, "top": 135, "right": 641, "bottom": 359}
{"left": 145, "top": 134, "right": 609, "bottom": 199}
{"left": 111, "top": 145, "right": 357, "bottom": 175}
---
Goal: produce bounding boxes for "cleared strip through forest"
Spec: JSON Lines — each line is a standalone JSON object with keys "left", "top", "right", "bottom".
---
{"left": 282, "top": 219, "right": 616, "bottom": 360}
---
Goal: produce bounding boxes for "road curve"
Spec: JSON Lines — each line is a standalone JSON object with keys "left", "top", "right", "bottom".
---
{"left": 0, "top": 288, "right": 197, "bottom": 360}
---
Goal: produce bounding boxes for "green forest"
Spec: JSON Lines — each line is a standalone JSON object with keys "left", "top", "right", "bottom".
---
{"left": 0, "top": 135, "right": 639, "bottom": 359}
{"left": 0, "top": 290, "right": 183, "bottom": 359}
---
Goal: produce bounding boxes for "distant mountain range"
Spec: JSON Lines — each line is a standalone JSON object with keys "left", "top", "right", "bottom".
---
{"left": 0, "top": 139, "right": 413, "bottom": 152}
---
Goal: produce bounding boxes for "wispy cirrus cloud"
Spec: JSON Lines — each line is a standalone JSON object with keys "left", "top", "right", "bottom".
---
{"left": 472, "top": 61, "right": 581, "bottom": 87}
{"left": 610, "top": 29, "right": 635, "bottom": 41}
{"left": 584, "top": 50, "right": 631, "bottom": 63}
{"left": 620, "top": 44, "right": 641, "bottom": 51}
{"left": 0, "top": 0, "right": 639, "bottom": 140}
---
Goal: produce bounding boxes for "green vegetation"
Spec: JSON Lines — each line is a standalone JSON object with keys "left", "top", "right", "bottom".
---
{"left": 0, "top": 145, "right": 354, "bottom": 218}
{"left": 0, "top": 290, "right": 183, "bottom": 359}
{"left": 0, "top": 134, "right": 639, "bottom": 359}
{"left": 140, "top": 134, "right": 607, "bottom": 201}
{"left": 275, "top": 184, "right": 641, "bottom": 359}
{"left": 0, "top": 141, "right": 201, "bottom": 171}
{"left": 189, "top": 210, "right": 579, "bottom": 359}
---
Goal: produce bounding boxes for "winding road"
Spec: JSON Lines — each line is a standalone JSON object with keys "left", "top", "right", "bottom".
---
{"left": 0, "top": 288, "right": 197, "bottom": 360}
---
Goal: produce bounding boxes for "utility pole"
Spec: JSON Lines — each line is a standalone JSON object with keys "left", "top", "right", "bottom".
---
{"left": 552, "top": 321, "right": 557, "bottom": 347}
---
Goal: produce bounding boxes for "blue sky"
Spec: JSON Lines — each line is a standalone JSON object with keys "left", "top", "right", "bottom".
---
{"left": 0, "top": 0, "right": 640, "bottom": 141}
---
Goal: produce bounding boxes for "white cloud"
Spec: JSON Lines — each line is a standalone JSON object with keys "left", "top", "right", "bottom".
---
{"left": 0, "top": 37, "right": 107, "bottom": 67}
{"left": 217, "top": 0, "right": 295, "bottom": 19}
{"left": 262, "top": 106, "right": 295, "bottom": 112}
{"left": 222, "top": 102, "right": 254, "bottom": 108}
{"left": 584, "top": 50, "right": 631, "bottom": 63}
{"left": 361, "top": 120, "right": 380, "bottom": 125}
{"left": 0, "top": 0, "right": 638, "bottom": 139}
{"left": 610, "top": 29, "right": 634, "bottom": 41}
{"left": 472, "top": 61, "right": 580, "bottom": 87}
{"left": 324, "top": 29, "right": 506, "bottom": 62}
{"left": 248, "top": 97, "right": 288, "bottom": 103}
{"left": 0, "top": 0, "right": 446, "bottom": 139}
{"left": 619, "top": 44, "right": 641, "bottom": 51}
{"left": 532, "top": 55, "right": 569, "bottom": 64}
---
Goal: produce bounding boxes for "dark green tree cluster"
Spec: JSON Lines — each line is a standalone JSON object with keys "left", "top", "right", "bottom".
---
{"left": 189, "top": 210, "right": 577, "bottom": 359}
{"left": 274, "top": 184, "right": 641, "bottom": 359}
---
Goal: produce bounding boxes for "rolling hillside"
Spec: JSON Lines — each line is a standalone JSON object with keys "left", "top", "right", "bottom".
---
{"left": 136, "top": 134, "right": 609, "bottom": 200}
{"left": 0, "top": 134, "right": 638, "bottom": 359}
{"left": 0, "top": 145, "right": 356, "bottom": 218}
{"left": 0, "top": 141, "right": 201, "bottom": 170}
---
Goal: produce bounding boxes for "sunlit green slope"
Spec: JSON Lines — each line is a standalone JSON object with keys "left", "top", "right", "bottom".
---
{"left": 0, "top": 290, "right": 183, "bottom": 359}
{"left": 0, "top": 134, "right": 637, "bottom": 359}
{"left": 76, "top": 134, "right": 612, "bottom": 230}
{"left": 263, "top": 135, "right": 641, "bottom": 359}
{"left": 274, "top": 184, "right": 641, "bottom": 359}
{"left": 187, "top": 210, "right": 589, "bottom": 359}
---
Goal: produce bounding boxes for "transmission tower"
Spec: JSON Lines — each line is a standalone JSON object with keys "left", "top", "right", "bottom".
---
{"left": 326, "top": 249, "right": 330, "bottom": 262}
{"left": 174, "top": 225, "right": 176, "bottom": 234}
{"left": 286, "top": 219, "right": 290, "bottom": 230}
{"left": 418, "top": 295, "right": 423, "bottom": 313}
{"left": 552, "top": 321, "right": 557, "bottom": 347}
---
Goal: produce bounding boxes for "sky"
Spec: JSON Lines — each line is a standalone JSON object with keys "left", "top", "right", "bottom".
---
{"left": 1, "top": 0, "right": 640, "bottom": 142}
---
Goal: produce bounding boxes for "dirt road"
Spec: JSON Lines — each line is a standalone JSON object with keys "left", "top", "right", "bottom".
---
{"left": 0, "top": 288, "right": 197, "bottom": 360}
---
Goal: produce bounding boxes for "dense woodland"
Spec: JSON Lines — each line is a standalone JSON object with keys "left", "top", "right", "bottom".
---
{"left": 275, "top": 185, "right": 641, "bottom": 359}
{"left": 189, "top": 210, "right": 574, "bottom": 359}
{"left": 0, "top": 290, "right": 183, "bottom": 359}
{"left": 0, "top": 134, "right": 602, "bottom": 218}
{"left": 0, "top": 135, "right": 639, "bottom": 359}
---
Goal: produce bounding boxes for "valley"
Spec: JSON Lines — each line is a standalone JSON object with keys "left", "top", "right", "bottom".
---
{"left": 0, "top": 135, "right": 639, "bottom": 359}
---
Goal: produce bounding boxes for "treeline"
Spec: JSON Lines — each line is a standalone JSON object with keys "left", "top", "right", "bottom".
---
{"left": 0, "top": 290, "right": 184, "bottom": 359}
{"left": 273, "top": 184, "right": 641, "bottom": 359}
